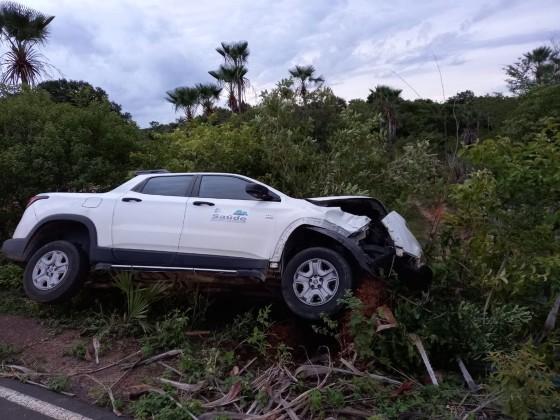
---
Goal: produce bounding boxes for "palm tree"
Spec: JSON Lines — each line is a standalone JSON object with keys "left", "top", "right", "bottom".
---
{"left": 165, "top": 87, "right": 200, "bottom": 121}
{"left": 288, "top": 65, "right": 324, "bottom": 103}
{"left": 195, "top": 82, "right": 222, "bottom": 116}
{"left": 209, "top": 65, "right": 238, "bottom": 112}
{"left": 210, "top": 41, "right": 249, "bottom": 113}
{"left": 525, "top": 46, "right": 559, "bottom": 85}
{"left": 505, "top": 45, "right": 560, "bottom": 93}
{"left": 367, "top": 85, "right": 402, "bottom": 142}
{"left": 0, "top": 1, "right": 55, "bottom": 86}
{"left": 216, "top": 41, "right": 249, "bottom": 67}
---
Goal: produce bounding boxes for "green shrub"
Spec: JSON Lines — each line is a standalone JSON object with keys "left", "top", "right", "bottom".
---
{"left": 246, "top": 306, "right": 272, "bottom": 355}
{"left": 0, "top": 343, "right": 20, "bottom": 362}
{"left": 141, "top": 309, "right": 192, "bottom": 355}
{"left": 46, "top": 375, "right": 71, "bottom": 393}
{"left": 179, "top": 347, "right": 235, "bottom": 383}
{"left": 0, "top": 263, "right": 22, "bottom": 289}
{"left": 113, "top": 272, "right": 168, "bottom": 331}
{"left": 0, "top": 90, "right": 140, "bottom": 237}
{"left": 340, "top": 292, "right": 376, "bottom": 360}
{"left": 489, "top": 342, "right": 560, "bottom": 419}
{"left": 131, "top": 392, "right": 201, "bottom": 420}
{"left": 63, "top": 342, "right": 87, "bottom": 360}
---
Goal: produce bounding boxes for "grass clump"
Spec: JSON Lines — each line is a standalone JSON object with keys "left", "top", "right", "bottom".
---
{"left": 63, "top": 341, "right": 87, "bottom": 360}
{"left": 0, "top": 263, "right": 22, "bottom": 289}
{"left": 0, "top": 343, "right": 20, "bottom": 362}
{"left": 131, "top": 392, "right": 202, "bottom": 420}
{"left": 46, "top": 375, "right": 71, "bottom": 393}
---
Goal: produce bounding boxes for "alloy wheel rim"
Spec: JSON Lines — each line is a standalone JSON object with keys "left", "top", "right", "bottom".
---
{"left": 293, "top": 258, "right": 339, "bottom": 306}
{"left": 31, "top": 250, "right": 69, "bottom": 290}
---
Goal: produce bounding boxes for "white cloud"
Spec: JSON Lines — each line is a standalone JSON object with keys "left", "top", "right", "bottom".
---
{"left": 18, "top": 0, "right": 560, "bottom": 126}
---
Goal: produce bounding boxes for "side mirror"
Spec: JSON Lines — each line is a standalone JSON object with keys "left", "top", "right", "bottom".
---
{"left": 245, "top": 183, "right": 279, "bottom": 201}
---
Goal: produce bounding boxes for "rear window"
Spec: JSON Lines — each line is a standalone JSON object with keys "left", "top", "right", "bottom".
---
{"left": 139, "top": 175, "right": 194, "bottom": 197}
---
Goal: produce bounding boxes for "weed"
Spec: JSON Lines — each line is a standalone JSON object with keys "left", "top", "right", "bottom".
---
{"left": 246, "top": 305, "right": 272, "bottom": 355}
{"left": 131, "top": 392, "right": 202, "bottom": 420}
{"left": 308, "top": 388, "right": 323, "bottom": 414}
{"left": 307, "top": 387, "right": 347, "bottom": 416}
{"left": 0, "top": 343, "right": 20, "bottom": 362}
{"left": 63, "top": 342, "right": 87, "bottom": 360}
{"left": 179, "top": 346, "right": 236, "bottom": 382}
{"left": 141, "top": 308, "right": 192, "bottom": 355}
{"left": 88, "top": 386, "right": 124, "bottom": 412}
{"left": 275, "top": 342, "right": 293, "bottom": 366}
{"left": 350, "top": 376, "right": 387, "bottom": 398}
{"left": 186, "top": 286, "right": 211, "bottom": 326}
{"left": 255, "top": 389, "right": 269, "bottom": 408}
{"left": 221, "top": 310, "right": 255, "bottom": 343}
{"left": 489, "top": 342, "right": 560, "bottom": 419}
{"left": 311, "top": 313, "right": 339, "bottom": 337}
{"left": 324, "top": 388, "right": 346, "bottom": 408}
{"left": 0, "top": 263, "right": 22, "bottom": 289}
{"left": 47, "top": 375, "right": 71, "bottom": 393}
{"left": 113, "top": 272, "right": 168, "bottom": 331}
{"left": 370, "top": 378, "right": 473, "bottom": 419}
{"left": 339, "top": 291, "right": 376, "bottom": 359}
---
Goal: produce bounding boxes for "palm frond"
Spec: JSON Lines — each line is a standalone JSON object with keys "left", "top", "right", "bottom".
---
{"left": 0, "top": 1, "right": 54, "bottom": 44}
{"left": 113, "top": 272, "right": 168, "bottom": 328}
{"left": 217, "top": 40, "right": 249, "bottom": 65}
{"left": 0, "top": 42, "right": 52, "bottom": 85}
{"left": 165, "top": 86, "right": 201, "bottom": 119}
{"left": 196, "top": 82, "right": 222, "bottom": 99}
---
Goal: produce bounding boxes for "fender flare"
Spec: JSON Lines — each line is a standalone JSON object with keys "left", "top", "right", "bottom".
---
{"left": 23, "top": 214, "right": 99, "bottom": 260}
{"left": 280, "top": 225, "right": 377, "bottom": 275}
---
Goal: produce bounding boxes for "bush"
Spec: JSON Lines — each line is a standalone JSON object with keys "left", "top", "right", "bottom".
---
{"left": 489, "top": 342, "right": 560, "bottom": 419}
{"left": 0, "top": 89, "right": 141, "bottom": 238}
{"left": 141, "top": 309, "right": 192, "bottom": 355}
{"left": 0, "top": 263, "right": 22, "bottom": 289}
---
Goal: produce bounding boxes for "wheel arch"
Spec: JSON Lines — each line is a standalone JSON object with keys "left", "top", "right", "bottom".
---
{"left": 23, "top": 214, "right": 98, "bottom": 262}
{"left": 280, "top": 225, "right": 375, "bottom": 276}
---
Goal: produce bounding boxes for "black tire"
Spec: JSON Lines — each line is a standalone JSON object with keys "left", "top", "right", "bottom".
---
{"left": 282, "top": 247, "right": 353, "bottom": 320}
{"left": 23, "top": 240, "right": 87, "bottom": 303}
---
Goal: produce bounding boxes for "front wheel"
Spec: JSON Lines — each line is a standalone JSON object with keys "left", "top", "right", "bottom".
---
{"left": 23, "top": 240, "right": 87, "bottom": 303}
{"left": 281, "top": 247, "right": 353, "bottom": 320}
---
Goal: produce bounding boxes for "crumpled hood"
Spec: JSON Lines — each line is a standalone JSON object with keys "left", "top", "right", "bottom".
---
{"left": 305, "top": 195, "right": 387, "bottom": 236}
{"left": 320, "top": 207, "right": 370, "bottom": 234}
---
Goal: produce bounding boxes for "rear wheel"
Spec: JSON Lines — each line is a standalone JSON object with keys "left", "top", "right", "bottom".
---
{"left": 23, "top": 240, "right": 87, "bottom": 303}
{"left": 282, "top": 247, "right": 353, "bottom": 320}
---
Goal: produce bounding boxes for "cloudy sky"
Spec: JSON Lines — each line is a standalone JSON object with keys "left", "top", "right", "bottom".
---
{"left": 23, "top": 0, "right": 560, "bottom": 126}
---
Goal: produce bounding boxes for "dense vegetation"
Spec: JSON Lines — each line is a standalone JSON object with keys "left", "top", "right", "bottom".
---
{"left": 1, "top": 2, "right": 559, "bottom": 419}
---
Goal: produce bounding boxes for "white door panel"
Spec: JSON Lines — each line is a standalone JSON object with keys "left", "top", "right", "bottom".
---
{"left": 179, "top": 199, "right": 278, "bottom": 259}
{"left": 112, "top": 191, "right": 188, "bottom": 252}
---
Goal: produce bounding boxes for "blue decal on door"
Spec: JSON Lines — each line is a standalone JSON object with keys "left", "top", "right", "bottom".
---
{"left": 211, "top": 209, "right": 248, "bottom": 223}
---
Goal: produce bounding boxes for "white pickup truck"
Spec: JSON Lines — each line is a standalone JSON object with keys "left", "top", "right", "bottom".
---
{"left": 1, "top": 170, "right": 431, "bottom": 319}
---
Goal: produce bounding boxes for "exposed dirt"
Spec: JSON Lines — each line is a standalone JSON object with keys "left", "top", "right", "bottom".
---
{"left": 354, "top": 276, "right": 387, "bottom": 317}
{"left": 0, "top": 313, "right": 163, "bottom": 408}
{"left": 0, "top": 277, "right": 390, "bottom": 413}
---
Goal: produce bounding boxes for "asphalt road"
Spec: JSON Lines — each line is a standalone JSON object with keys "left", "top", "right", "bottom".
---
{"left": 0, "top": 378, "right": 121, "bottom": 420}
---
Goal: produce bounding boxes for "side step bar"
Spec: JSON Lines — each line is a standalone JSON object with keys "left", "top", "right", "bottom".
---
{"left": 93, "top": 263, "right": 266, "bottom": 282}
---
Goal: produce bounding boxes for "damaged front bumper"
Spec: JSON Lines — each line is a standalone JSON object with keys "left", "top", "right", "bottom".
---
{"left": 374, "top": 211, "right": 432, "bottom": 288}
{"left": 381, "top": 211, "right": 423, "bottom": 260}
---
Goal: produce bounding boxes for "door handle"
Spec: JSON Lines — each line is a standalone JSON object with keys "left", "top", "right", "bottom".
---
{"left": 193, "top": 201, "right": 215, "bottom": 206}
{"left": 122, "top": 197, "right": 142, "bottom": 202}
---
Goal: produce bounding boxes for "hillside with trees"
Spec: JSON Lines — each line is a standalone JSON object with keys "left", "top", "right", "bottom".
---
{"left": 1, "top": 2, "right": 559, "bottom": 419}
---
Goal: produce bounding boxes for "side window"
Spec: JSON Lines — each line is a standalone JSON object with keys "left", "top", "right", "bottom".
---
{"left": 139, "top": 176, "right": 194, "bottom": 197}
{"left": 199, "top": 176, "right": 256, "bottom": 200}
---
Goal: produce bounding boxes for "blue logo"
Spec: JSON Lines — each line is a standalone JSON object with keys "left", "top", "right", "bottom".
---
{"left": 233, "top": 209, "right": 248, "bottom": 216}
